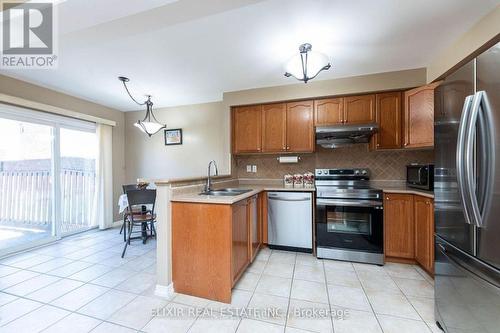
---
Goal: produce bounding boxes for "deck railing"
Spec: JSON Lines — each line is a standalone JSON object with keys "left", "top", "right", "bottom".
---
{"left": 0, "top": 169, "right": 96, "bottom": 233}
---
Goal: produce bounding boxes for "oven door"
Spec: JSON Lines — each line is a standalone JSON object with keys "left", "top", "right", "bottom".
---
{"left": 316, "top": 198, "right": 383, "bottom": 253}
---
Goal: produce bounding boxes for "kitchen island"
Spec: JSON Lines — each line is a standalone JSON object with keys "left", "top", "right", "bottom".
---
{"left": 170, "top": 184, "right": 314, "bottom": 303}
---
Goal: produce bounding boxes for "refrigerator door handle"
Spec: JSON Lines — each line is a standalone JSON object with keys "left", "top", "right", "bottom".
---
{"left": 456, "top": 95, "right": 474, "bottom": 225}
{"left": 465, "top": 91, "right": 495, "bottom": 228}
{"left": 475, "top": 92, "right": 495, "bottom": 228}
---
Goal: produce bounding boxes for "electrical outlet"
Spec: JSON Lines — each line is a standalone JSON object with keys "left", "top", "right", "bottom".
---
{"left": 246, "top": 165, "right": 252, "bottom": 172}
{"left": 252, "top": 165, "right": 257, "bottom": 173}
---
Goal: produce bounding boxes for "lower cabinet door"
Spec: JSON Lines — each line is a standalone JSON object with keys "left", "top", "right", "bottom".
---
{"left": 232, "top": 199, "right": 249, "bottom": 283}
{"left": 248, "top": 195, "right": 260, "bottom": 262}
{"left": 384, "top": 193, "right": 415, "bottom": 259}
{"left": 414, "top": 195, "right": 434, "bottom": 274}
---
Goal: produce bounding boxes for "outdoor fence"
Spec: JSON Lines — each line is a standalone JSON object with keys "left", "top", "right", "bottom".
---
{"left": 0, "top": 169, "right": 96, "bottom": 233}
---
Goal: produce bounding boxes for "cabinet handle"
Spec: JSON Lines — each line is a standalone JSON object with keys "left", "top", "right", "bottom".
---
{"left": 287, "top": 146, "right": 290, "bottom": 150}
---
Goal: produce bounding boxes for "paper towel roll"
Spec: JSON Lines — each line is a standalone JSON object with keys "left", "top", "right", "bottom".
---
{"left": 277, "top": 156, "right": 299, "bottom": 163}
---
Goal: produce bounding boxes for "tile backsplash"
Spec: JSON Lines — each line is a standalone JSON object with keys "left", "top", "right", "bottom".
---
{"left": 235, "top": 144, "right": 434, "bottom": 181}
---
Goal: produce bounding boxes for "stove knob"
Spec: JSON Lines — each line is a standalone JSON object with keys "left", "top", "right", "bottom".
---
{"left": 317, "top": 170, "right": 323, "bottom": 175}
{"left": 361, "top": 170, "right": 368, "bottom": 175}
{"left": 354, "top": 170, "right": 360, "bottom": 175}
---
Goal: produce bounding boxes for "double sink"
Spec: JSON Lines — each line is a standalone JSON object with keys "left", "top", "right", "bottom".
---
{"left": 199, "top": 188, "right": 252, "bottom": 196}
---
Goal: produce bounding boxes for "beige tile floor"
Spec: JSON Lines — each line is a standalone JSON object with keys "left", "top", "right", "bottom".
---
{"left": 0, "top": 227, "right": 440, "bottom": 333}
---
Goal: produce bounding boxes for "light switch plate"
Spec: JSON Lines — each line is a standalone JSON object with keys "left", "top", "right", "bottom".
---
{"left": 252, "top": 165, "right": 257, "bottom": 173}
{"left": 246, "top": 165, "right": 252, "bottom": 172}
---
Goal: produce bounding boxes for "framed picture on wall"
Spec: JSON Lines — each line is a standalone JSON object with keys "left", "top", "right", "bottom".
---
{"left": 164, "top": 128, "right": 183, "bottom": 145}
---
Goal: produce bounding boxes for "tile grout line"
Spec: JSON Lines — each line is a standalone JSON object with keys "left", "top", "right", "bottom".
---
{"left": 351, "top": 264, "right": 386, "bottom": 333}
{"left": 321, "top": 259, "right": 336, "bottom": 333}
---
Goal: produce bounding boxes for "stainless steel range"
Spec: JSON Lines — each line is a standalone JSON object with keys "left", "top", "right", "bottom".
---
{"left": 315, "top": 168, "right": 384, "bottom": 265}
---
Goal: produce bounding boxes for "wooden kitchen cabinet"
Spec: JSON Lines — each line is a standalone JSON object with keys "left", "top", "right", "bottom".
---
{"left": 286, "top": 100, "right": 314, "bottom": 152}
{"left": 373, "top": 92, "right": 402, "bottom": 149}
{"left": 232, "top": 105, "right": 262, "bottom": 154}
{"left": 344, "top": 94, "right": 376, "bottom": 124}
{"left": 314, "top": 98, "right": 344, "bottom": 126}
{"left": 262, "top": 103, "right": 287, "bottom": 152}
{"left": 403, "top": 83, "right": 440, "bottom": 148}
{"left": 232, "top": 199, "right": 250, "bottom": 283}
{"left": 384, "top": 193, "right": 415, "bottom": 260}
{"left": 414, "top": 195, "right": 434, "bottom": 275}
{"left": 248, "top": 195, "right": 260, "bottom": 262}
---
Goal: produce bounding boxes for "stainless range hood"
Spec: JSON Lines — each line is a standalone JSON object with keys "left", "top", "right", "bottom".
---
{"left": 316, "top": 124, "right": 379, "bottom": 148}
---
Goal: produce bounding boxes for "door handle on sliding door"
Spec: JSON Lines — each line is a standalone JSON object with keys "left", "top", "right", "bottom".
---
{"left": 456, "top": 95, "right": 474, "bottom": 225}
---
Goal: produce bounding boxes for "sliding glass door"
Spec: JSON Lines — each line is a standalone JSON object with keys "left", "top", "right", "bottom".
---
{"left": 0, "top": 117, "right": 57, "bottom": 254}
{"left": 0, "top": 105, "right": 98, "bottom": 256}
{"left": 59, "top": 127, "right": 97, "bottom": 235}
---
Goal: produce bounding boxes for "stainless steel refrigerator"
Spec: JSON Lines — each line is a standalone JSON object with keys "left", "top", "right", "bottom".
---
{"left": 434, "top": 41, "right": 500, "bottom": 333}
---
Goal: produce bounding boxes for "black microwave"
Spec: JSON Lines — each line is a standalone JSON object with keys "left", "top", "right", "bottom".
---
{"left": 406, "top": 164, "right": 434, "bottom": 190}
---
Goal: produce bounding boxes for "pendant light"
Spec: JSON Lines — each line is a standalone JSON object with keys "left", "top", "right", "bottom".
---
{"left": 118, "top": 76, "right": 166, "bottom": 137}
{"left": 284, "top": 43, "right": 331, "bottom": 83}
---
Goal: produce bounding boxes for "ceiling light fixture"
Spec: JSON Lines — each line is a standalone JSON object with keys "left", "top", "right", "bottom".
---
{"left": 284, "top": 43, "right": 331, "bottom": 83}
{"left": 118, "top": 76, "right": 166, "bottom": 137}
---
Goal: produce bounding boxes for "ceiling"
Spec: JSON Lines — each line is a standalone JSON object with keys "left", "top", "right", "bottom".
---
{"left": 1, "top": 0, "right": 498, "bottom": 111}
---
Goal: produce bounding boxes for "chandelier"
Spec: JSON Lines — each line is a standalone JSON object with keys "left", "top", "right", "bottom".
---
{"left": 284, "top": 43, "right": 331, "bottom": 83}
{"left": 118, "top": 76, "right": 166, "bottom": 137}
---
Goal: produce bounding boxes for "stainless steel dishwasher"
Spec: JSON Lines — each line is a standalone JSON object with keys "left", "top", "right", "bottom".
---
{"left": 267, "top": 192, "right": 313, "bottom": 252}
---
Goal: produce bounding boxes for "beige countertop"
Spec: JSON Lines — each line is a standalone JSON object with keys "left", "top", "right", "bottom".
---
{"left": 381, "top": 187, "right": 434, "bottom": 199}
{"left": 171, "top": 183, "right": 315, "bottom": 204}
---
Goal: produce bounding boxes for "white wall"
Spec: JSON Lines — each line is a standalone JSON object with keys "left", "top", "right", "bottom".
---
{"left": 124, "top": 101, "right": 228, "bottom": 182}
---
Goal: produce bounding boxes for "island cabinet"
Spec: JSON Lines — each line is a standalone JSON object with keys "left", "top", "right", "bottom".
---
{"left": 172, "top": 195, "right": 261, "bottom": 304}
{"left": 414, "top": 195, "right": 434, "bottom": 275}
{"left": 384, "top": 193, "right": 415, "bottom": 260}
{"left": 231, "top": 199, "right": 250, "bottom": 284}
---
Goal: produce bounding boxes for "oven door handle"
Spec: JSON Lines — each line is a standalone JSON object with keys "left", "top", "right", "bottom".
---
{"left": 316, "top": 199, "right": 383, "bottom": 208}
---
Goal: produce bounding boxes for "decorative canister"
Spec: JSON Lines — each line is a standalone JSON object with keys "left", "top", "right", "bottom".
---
{"left": 284, "top": 174, "right": 294, "bottom": 188}
{"left": 303, "top": 172, "right": 314, "bottom": 188}
{"left": 293, "top": 173, "right": 304, "bottom": 188}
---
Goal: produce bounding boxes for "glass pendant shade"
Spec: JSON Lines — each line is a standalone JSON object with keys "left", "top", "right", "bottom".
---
{"left": 284, "top": 43, "right": 331, "bottom": 83}
{"left": 134, "top": 121, "right": 165, "bottom": 137}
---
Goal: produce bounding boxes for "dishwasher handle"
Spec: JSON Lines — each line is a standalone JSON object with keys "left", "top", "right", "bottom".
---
{"left": 268, "top": 196, "right": 311, "bottom": 202}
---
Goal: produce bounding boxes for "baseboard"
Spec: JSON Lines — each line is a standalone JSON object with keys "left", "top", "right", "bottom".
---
{"left": 385, "top": 256, "right": 417, "bottom": 265}
{"left": 155, "top": 283, "right": 175, "bottom": 299}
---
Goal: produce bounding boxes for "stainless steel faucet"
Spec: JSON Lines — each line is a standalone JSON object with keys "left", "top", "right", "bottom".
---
{"left": 205, "top": 160, "right": 218, "bottom": 192}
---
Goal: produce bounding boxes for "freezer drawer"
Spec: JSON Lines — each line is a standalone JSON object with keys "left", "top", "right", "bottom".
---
{"left": 267, "top": 192, "right": 312, "bottom": 251}
{"left": 435, "top": 236, "right": 500, "bottom": 333}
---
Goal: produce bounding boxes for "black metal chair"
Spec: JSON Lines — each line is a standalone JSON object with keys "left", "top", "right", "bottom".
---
{"left": 121, "top": 189, "right": 157, "bottom": 258}
{"left": 120, "top": 184, "right": 146, "bottom": 241}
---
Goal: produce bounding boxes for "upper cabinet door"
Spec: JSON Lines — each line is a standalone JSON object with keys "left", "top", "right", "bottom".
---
{"left": 262, "top": 103, "right": 286, "bottom": 152}
{"left": 403, "top": 83, "right": 440, "bottom": 148}
{"left": 343, "top": 94, "right": 376, "bottom": 124}
{"left": 232, "top": 105, "right": 262, "bottom": 154}
{"left": 314, "top": 98, "right": 344, "bottom": 126}
{"left": 374, "top": 92, "right": 402, "bottom": 149}
{"left": 286, "top": 100, "right": 314, "bottom": 152}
